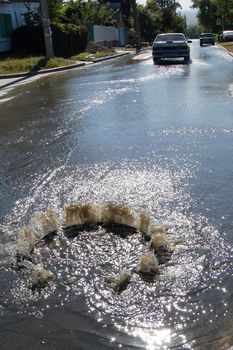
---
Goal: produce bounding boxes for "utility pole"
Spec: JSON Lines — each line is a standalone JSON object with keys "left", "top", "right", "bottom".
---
{"left": 131, "top": 0, "right": 141, "bottom": 52}
{"left": 40, "top": 0, "right": 54, "bottom": 58}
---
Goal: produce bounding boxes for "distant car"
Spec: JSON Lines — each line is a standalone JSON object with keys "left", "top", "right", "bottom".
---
{"left": 220, "top": 30, "right": 233, "bottom": 42}
{"left": 200, "top": 33, "right": 215, "bottom": 46}
{"left": 152, "top": 33, "right": 191, "bottom": 64}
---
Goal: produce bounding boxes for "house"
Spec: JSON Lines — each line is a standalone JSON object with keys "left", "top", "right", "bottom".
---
{"left": 88, "top": 1, "right": 128, "bottom": 47}
{"left": 0, "top": 0, "right": 39, "bottom": 52}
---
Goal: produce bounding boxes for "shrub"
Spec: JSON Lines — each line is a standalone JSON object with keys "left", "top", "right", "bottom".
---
{"left": 12, "top": 23, "right": 88, "bottom": 57}
{"left": 12, "top": 25, "right": 45, "bottom": 55}
{"left": 52, "top": 22, "right": 88, "bottom": 56}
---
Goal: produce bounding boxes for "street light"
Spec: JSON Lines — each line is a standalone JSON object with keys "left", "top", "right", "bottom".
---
{"left": 40, "top": 0, "right": 54, "bottom": 58}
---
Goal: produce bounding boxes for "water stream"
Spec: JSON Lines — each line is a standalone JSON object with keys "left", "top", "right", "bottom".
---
{"left": 1, "top": 41, "right": 233, "bottom": 349}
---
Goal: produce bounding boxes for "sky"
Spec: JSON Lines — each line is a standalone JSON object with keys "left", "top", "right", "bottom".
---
{"left": 137, "top": 0, "right": 192, "bottom": 11}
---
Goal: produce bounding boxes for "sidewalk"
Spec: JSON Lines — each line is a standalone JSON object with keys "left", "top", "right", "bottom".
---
{"left": 0, "top": 61, "right": 86, "bottom": 80}
{"left": 217, "top": 42, "right": 233, "bottom": 58}
{"left": 0, "top": 51, "right": 134, "bottom": 98}
{"left": 0, "top": 51, "right": 133, "bottom": 80}
{"left": 0, "top": 49, "right": 152, "bottom": 100}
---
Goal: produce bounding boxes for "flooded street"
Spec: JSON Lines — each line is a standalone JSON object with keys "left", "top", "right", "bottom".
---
{"left": 1, "top": 40, "right": 233, "bottom": 349}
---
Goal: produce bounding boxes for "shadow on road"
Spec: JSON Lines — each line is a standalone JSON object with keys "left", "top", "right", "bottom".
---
{"left": 0, "top": 73, "right": 38, "bottom": 90}
{"left": 153, "top": 58, "right": 192, "bottom": 65}
{"left": 0, "top": 58, "right": 50, "bottom": 91}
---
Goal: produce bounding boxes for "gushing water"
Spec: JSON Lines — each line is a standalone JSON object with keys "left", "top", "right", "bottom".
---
{"left": 13, "top": 202, "right": 172, "bottom": 291}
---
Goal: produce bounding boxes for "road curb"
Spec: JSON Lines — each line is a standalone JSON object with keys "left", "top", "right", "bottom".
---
{"left": 0, "top": 52, "right": 132, "bottom": 80}
{"left": 0, "top": 62, "right": 85, "bottom": 79}
{"left": 217, "top": 43, "right": 233, "bottom": 58}
{"left": 136, "top": 47, "right": 151, "bottom": 54}
{"left": 92, "top": 52, "right": 131, "bottom": 63}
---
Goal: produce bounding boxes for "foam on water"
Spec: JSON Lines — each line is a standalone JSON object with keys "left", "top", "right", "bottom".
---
{"left": 105, "top": 269, "right": 132, "bottom": 294}
{"left": 15, "top": 226, "right": 37, "bottom": 258}
{"left": 12, "top": 202, "right": 170, "bottom": 291}
{"left": 30, "top": 264, "right": 54, "bottom": 289}
{"left": 64, "top": 202, "right": 101, "bottom": 226}
{"left": 30, "top": 209, "right": 59, "bottom": 240}
{"left": 136, "top": 253, "right": 159, "bottom": 276}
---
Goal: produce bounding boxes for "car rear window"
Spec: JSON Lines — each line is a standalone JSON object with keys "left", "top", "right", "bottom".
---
{"left": 201, "top": 33, "right": 213, "bottom": 37}
{"left": 156, "top": 34, "right": 185, "bottom": 42}
{"left": 224, "top": 31, "right": 233, "bottom": 35}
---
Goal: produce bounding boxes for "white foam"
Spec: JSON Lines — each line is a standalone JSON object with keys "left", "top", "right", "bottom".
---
{"left": 136, "top": 253, "right": 159, "bottom": 275}
{"left": 15, "top": 226, "right": 37, "bottom": 257}
{"left": 31, "top": 264, "right": 54, "bottom": 288}
{"left": 105, "top": 269, "right": 132, "bottom": 293}
{"left": 12, "top": 202, "right": 171, "bottom": 291}
{"left": 30, "top": 209, "right": 59, "bottom": 240}
{"left": 64, "top": 202, "right": 100, "bottom": 226}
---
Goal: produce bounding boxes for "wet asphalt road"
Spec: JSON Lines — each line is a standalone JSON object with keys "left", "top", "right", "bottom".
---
{"left": 1, "top": 40, "right": 233, "bottom": 349}
{"left": 1, "top": 41, "right": 233, "bottom": 225}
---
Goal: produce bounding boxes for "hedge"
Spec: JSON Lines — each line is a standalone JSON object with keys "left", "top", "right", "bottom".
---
{"left": 12, "top": 23, "right": 88, "bottom": 57}
{"left": 12, "top": 25, "right": 44, "bottom": 55}
{"left": 52, "top": 22, "right": 88, "bottom": 56}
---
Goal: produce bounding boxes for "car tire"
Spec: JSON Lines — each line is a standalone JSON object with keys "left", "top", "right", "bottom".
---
{"left": 153, "top": 58, "right": 160, "bottom": 65}
{"left": 200, "top": 43, "right": 203, "bottom": 46}
{"left": 184, "top": 55, "right": 190, "bottom": 62}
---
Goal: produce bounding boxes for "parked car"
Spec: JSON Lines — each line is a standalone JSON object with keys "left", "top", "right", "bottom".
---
{"left": 200, "top": 33, "right": 215, "bottom": 46}
{"left": 219, "top": 30, "right": 233, "bottom": 42}
{"left": 152, "top": 33, "right": 191, "bottom": 64}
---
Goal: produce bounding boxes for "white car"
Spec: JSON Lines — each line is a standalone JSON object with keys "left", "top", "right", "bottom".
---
{"left": 221, "top": 30, "right": 233, "bottom": 42}
{"left": 152, "top": 33, "right": 191, "bottom": 64}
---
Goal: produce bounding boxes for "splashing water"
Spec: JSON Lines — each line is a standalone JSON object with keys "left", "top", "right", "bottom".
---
{"left": 12, "top": 202, "right": 172, "bottom": 291}
{"left": 0, "top": 161, "right": 232, "bottom": 349}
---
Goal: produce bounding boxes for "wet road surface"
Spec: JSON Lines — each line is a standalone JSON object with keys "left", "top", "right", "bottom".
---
{"left": 1, "top": 40, "right": 233, "bottom": 349}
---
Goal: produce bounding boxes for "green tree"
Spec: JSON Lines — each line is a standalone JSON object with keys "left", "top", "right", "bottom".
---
{"left": 48, "top": 0, "right": 64, "bottom": 21}
{"left": 22, "top": 3, "right": 41, "bottom": 25}
{"left": 96, "top": 0, "right": 131, "bottom": 23}
{"left": 161, "top": 6, "right": 185, "bottom": 32}
{"left": 147, "top": 0, "right": 160, "bottom": 12}
{"left": 145, "top": 0, "right": 185, "bottom": 34}
{"left": 138, "top": 4, "right": 162, "bottom": 42}
{"left": 192, "top": 0, "right": 217, "bottom": 30}
{"left": 59, "top": 0, "right": 116, "bottom": 26}
{"left": 212, "top": 0, "right": 233, "bottom": 30}
{"left": 185, "top": 24, "right": 204, "bottom": 38}
{"left": 191, "top": 0, "right": 233, "bottom": 31}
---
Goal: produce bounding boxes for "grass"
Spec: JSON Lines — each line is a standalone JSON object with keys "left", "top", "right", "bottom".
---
{"left": 0, "top": 56, "right": 76, "bottom": 74}
{"left": 0, "top": 49, "right": 121, "bottom": 74}
{"left": 219, "top": 41, "right": 233, "bottom": 54}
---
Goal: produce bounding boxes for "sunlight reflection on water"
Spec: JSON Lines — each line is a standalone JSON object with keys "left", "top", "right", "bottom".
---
{"left": 1, "top": 42, "right": 233, "bottom": 349}
{"left": 131, "top": 327, "right": 173, "bottom": 350}
{"left": 1, "top": 159, "right": 232, "bottom": 349}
